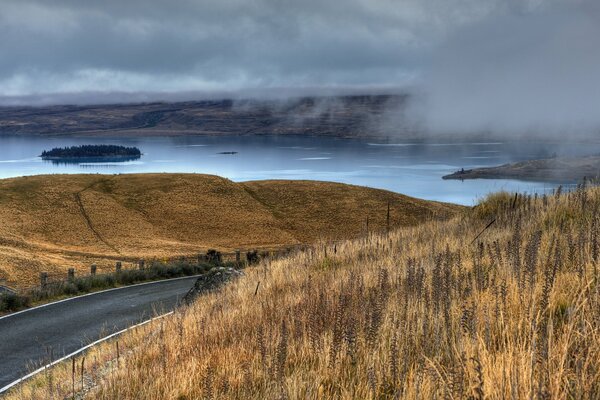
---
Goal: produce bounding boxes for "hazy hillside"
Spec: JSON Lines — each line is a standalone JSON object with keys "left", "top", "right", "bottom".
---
{"left": 11, "top": 186, "right": 600, "bottom": 399}
{"left": 0, "top": 95, "right": 406, "bottom": 138}
{"left": 0, "top": 173, "right": 459, "bottom": 287}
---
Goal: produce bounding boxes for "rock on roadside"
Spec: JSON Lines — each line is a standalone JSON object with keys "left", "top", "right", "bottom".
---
{"left": 181, "top": 267, "right": 244, "bottom": 305}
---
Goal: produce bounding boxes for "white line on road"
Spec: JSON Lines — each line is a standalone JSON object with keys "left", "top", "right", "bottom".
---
{"left": 0, "top": 311, "right": 175, "bottom": 394}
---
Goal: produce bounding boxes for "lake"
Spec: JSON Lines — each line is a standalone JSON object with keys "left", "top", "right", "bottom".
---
{"left": 0, "top": 135, "right": 596, "bottom": 206}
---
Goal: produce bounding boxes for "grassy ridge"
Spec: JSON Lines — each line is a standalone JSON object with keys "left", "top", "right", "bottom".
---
{"left": 10, "top": 186, "right": 600, "bottom": 399}
{"left": 0, "top": 174, "right": 460, "bottom": 288}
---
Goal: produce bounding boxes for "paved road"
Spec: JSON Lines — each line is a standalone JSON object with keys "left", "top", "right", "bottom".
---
{"left": 0, "top": 276, "right": 198, "bottom": 390}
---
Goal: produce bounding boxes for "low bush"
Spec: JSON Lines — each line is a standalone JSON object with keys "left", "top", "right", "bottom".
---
{"left": 0, "top": 292, "right": 30, "bottom": 312}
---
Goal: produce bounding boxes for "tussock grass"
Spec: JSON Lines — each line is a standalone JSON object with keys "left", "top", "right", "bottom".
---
{"left": 0, "top": 174, "right": 460, "bottom": 288}
{"left": 473, "top": 191, "right": 514, "bottom": 220}
{"left": 10, "top": 186, "right": 600, "bottom": 399}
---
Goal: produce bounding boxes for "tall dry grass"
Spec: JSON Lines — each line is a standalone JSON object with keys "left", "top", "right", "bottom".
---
{"left": 10, "top": 185, "right": 600, "bottom": 399}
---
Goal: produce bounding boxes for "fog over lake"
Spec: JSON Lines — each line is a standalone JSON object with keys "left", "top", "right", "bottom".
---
{"left": 0, "top": 135, "right": 596, "bottom": 206}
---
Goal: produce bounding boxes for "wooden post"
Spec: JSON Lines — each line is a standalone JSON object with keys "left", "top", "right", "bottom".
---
{"left": 91, "top": 264, "right": 97, "bottom": 275}
{"left": 235, "top": 250, "right": 241, "bottom": 266}
{"left": 138, "top": 259, "right": 145, "bottom": 270}
{"left": 40, "top": 272, "right": 48, "bottom": 288}
{"left": 67, "top": 268, "right": 75, "bottom": 282}
{"left": 386, "top": 201, "right": 390, "bottom": 235}
{"left": 116, "top": 261, "right": 122, "bottom": 273}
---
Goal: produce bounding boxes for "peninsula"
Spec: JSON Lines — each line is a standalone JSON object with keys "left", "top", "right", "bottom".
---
{"left": 443, "top": 155, "right": 600, "bottom": 183}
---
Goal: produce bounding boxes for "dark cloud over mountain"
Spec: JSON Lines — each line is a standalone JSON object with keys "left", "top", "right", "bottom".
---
{"left": 0, "top": 0, "right": 503, "bottom": 97}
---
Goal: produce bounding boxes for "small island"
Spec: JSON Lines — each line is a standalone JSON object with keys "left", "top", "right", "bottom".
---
{"left": 41, "top": 145, "right": 142, "bottom": 163}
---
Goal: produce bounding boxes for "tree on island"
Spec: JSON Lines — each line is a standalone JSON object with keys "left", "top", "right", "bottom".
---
{"left": 41, "top": 145, "right": 141, "bottom": 158}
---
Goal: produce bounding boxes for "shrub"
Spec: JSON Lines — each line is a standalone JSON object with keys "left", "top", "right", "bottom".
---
{"left": 206, "top": 249, "right": 222, "bottom": 263}
{"left": 0, "top": 292, "right": 30, "bottom": 312}
{"left": 63, "top": 283, "right": 79, "bottom": 295}
{"left": 246, "top": 250, "right": 260, "bottom": 265}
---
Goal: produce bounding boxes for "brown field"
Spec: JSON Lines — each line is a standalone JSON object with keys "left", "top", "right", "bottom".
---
{"left": 0, "top": 173, "right": 460, "bottom": 288}
{"left": 9, "top": 185, "right": 600, "bottom": 399}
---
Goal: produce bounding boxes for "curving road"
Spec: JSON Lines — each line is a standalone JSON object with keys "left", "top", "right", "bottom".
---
{"left": 0, "top": 276, "right": 198, "bottom": 391}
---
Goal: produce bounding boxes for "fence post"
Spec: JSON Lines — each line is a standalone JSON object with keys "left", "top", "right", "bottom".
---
{"left": 386, "top": 201, "right": 390, "bottom": 235}
{"left": 67, "top": 268, "right": 75, "bottom": 282}
{"left": 138, "top": 259, "right": 145, "bottom": 270}
{"left": 116, "top": 261, "right": 122, "bottom": 273}
{"left": 197, "top": 253, "right": 205, "bottom": 265}
{"left": 40, "top": 272, "right": 48, "bottom": 288}
{"left": 91, "top": 264, "right": 97, "bottom": 276}
{"left": 235, "top": 250, "right": 241, "bottom": 266}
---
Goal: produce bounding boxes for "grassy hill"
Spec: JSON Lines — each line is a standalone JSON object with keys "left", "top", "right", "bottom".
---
{"left": 0, "top": 174, "right": 460, "bottom": 287}
{"left": 10, "top": 185, "right": 600, "bottom": 399}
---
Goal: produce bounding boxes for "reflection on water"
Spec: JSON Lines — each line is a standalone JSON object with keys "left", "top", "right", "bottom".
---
{"left": 43, "top": 155, "right": 142, "bottom": 165}
{"left": 0, "top": 135, "right": 598, "bottom": 206}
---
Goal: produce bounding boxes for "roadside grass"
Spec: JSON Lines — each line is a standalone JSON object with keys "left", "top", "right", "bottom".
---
{"left": 9, "top": 186, "right": 600, "bottom": 399}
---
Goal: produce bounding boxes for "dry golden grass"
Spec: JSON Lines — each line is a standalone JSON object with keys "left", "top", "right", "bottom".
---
{"left": 241, "top": 180, "right": 456, "bottom": 243}
{"left": 0, "top": 174, "right": 459, "bottom": 287}
{"left": 10, "top": 185, "right": 600, "bottom": 399}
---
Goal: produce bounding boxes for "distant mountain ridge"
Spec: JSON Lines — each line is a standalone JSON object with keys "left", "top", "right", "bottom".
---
{"left": 0, "top": 95, "right": 408, "bottom": 138}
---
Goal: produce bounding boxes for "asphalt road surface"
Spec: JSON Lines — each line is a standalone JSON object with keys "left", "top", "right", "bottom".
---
{"left": 0, "top": 276, "right": 198, "bottom": 390}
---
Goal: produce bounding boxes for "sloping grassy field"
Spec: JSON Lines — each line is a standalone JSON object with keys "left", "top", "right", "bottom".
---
{"left": 10, "top": 186, "right": 600, "bottom": 399}
{"left": 0, "top": 174, "right": 460, "bottom": 287}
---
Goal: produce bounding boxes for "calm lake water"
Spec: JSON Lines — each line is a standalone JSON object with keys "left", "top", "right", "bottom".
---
{"left": 0, "top": 135, "right": 596, "bottom": 205}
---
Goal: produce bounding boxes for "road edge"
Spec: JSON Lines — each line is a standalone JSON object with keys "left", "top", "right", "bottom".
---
{"left": 0, "top": 311, "right": 175, "bottom": 394}
{"left": 0, "top": 274, "right": 200, "bottom": 322}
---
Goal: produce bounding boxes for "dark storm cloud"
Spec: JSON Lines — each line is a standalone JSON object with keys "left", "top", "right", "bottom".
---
{"left": 0, "top": 0, "right": 499, "bottom": 97}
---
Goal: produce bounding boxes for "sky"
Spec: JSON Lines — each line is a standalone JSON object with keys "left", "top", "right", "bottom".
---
{"left": 1, "top": 0, "right": 598, "bottom": 135}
